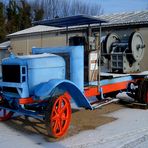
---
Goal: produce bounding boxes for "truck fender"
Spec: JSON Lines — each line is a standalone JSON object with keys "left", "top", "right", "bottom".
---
{"left": 34, "top": 79, "right": 92, "bottom": 110}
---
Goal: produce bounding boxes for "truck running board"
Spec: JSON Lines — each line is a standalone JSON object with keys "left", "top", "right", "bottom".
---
{"left": 91, "top": 98, "right": 119, "bottom": 109}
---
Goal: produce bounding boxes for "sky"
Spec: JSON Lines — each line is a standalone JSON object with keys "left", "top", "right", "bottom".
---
{"left": 91, "top": 0, "right": 148, "bottom": 14}
{"left": 3, "top": 0, "right": 148, "bottom": 15}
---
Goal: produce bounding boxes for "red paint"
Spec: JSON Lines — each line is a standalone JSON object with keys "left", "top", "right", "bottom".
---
{"left": 84, "top": 79, "right": 140, "bottom": 98}
{"left": 0, "top": 110, "right": 13, "bottom": 121}
{"left": 63, "top": 92, "right": 71, "bottom": 100}
{"left": 84, "top": 86, "right": 100, "bottom": 98}
{"left": 101, "top": 81, "right": 129, "bottom": 94}
{"left": 0, "top": 100, "right": 13, "bottom": 121}
{"left": 19, "top": 97, "right": 34, "bottom": 104}
{"left": 19, "top": 79, "right": 143, "bottom": 105}
{"left": 146, "top": 91, "right": 148, "bottom": 104}
{"left": 50, "top": 95, "right": 71, "bottom": 138}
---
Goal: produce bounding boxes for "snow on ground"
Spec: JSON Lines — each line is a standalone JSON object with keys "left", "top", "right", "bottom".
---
{"left": 1, "top": 107, "right": 148, "bottom": 148}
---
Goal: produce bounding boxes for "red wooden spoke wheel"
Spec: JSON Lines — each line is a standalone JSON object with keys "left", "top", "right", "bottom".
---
{"left": 0, "top": 108, "right": 13, "bottom": 121}
{"left": 45, "top": 95, "right": 71, "bottom": 138}
{"left": 0, "top": 97, "right": 14, "bottom": 121}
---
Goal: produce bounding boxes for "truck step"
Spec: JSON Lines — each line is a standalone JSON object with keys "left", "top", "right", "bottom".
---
{"left": 91, "top": 98, "right": 119, "bottom": 109}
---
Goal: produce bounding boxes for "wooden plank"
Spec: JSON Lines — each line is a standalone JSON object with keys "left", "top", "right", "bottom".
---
{"left": 128, "top": 103, "right": 148, "bottom": 110}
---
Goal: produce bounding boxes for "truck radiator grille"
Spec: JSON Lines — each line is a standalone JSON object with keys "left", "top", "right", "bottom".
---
{"left": 2, "top": 65, "right": 21, "bottom": 83}
{"left": 3, "top": 87, "right": 18, "bottom": 93}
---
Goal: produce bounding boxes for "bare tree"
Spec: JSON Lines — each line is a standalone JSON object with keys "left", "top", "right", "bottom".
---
{"left": 89, "top": 3, "right": 104, "bottom": 16}
{"left": 29, "top": 1, "right": 44, "bottom": 21}
{"left": 59, "top": 0, "right": 71, "bottom": 17}
{"left": 42, "top": 0, "right": 103, "bottom": 19}
{"left": 70, "top": 0, "right": 88, "bottom": 15}
{"left": 42, "top": 0, "right": 61, "bottom": 19}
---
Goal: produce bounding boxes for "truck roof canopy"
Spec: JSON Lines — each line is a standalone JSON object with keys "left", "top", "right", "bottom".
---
{"left": 33, "top": 15, "right": 108, "bottom": 27}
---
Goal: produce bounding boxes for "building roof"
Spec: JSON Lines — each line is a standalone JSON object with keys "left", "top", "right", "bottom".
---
{"left": 99, "top": 11, "right": 148, "bottom": 27}
{"left": 7, "top": 11, "right": 148, "bottom": 38}
{"left": 7, "top": 25, "right": 61, "bottom": 37}
{"left": 0, "top": 41, "right": 10, "bottom": 49}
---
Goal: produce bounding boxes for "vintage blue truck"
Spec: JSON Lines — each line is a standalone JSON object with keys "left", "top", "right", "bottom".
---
{"left": 0, "top": 15, "right": 147, "bottom": 138}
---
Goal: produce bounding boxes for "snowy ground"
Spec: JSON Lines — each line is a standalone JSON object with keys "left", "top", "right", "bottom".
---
{"left": 1, "top": 106, "right": 148, "bottom": 148}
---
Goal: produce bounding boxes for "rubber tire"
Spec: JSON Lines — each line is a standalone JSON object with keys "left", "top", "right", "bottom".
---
{"left": 137, "top": 79, "right": 148, "bottom": 104}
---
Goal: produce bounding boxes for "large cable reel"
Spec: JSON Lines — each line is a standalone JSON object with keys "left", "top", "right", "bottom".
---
{"left": 102, "top": 31, "right": 145, "bottom": 73}
{"left": 102, "top": 33, "right": 120, "bottom": 55}
{"left": 128, "top": 32, "right": 145, "bottom": 62}
{"left": 103, "top": 32, "right": 145, "bottom": 61}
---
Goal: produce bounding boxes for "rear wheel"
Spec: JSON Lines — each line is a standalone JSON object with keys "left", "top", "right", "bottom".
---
{"left": 137, "top": 78, "right": 148, "bottom": 104}
{"left": 45, "top": 95, "right": 71, "bottom": 138}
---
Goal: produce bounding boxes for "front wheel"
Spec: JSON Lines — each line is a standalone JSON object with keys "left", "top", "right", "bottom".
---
{"left": 0, "top": 109, "right": 13, "bottom": 121}
{"left": 0, "top": 98, "right": 14, "bottom": 121}
{"left": 45, "top": 95, "right": 71, "bottom": 138}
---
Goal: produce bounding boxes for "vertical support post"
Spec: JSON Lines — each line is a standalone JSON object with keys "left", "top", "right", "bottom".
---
{"left": 41, "top": 32, "right": 43, "bottom": 48}
{"left": 66, "top": 26, "right": 68, "bottom": 45}
{"left": 88, "top": 24, "right": 91, "bottom": 51}
{"left": 26, "top": 36, "right": 29, "bottom": 55}
{"left": 98, "top": 23, "right": 102, "bottom": 88}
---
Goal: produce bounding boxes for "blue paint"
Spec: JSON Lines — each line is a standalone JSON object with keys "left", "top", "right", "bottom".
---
{"left": 99, "top": 87, "right": 104, "bottom": 99}
{"left": 34, "top": 79, "right": 92, "bottom": 109}
{"left": 89, "top": 75, "right": 133, "bottom": 86}
{"left": 2, "top": 53, "right": 65, "bottom": 96}
{"left": 100, "top": 76, "right": 133, "bottom": 86}
{"left": 32, "top": 46, "right": 84, "bottom": 92}
{"left": 0, "top": 106, "right": 44, "bottom": 120}
{"left": 0, "top": 46, "right": 91, "bottom": 111}
{"left": 0, "top": 81, "right": 29, "bottom": 98}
